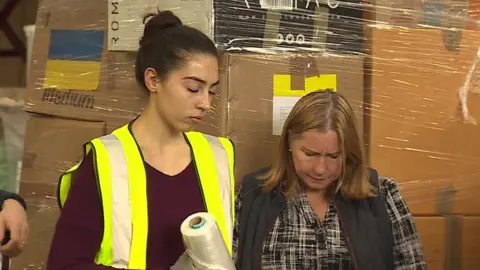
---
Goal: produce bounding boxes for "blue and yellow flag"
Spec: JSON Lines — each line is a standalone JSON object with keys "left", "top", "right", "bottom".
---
{"left": 43, "top": 30, "right": 104, "bottom": 91}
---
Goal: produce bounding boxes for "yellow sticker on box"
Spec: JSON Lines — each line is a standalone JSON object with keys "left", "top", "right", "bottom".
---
{"left": 273, "top": 74, "right": 337, "bottom": 97}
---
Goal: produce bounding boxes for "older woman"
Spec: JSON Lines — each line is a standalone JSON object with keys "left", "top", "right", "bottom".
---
{"left": 233, "top": 90, "right": 426, "bottom": 270}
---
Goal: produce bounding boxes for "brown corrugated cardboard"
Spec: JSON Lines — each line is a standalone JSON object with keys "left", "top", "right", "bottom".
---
{"left": 414, "top": 216, "right": 446, "bottom": 270}
{"left": 14, "top": 114, "right": 106, "bottom": 269}
{"left": 106, "top": 0, "right": 364, "bottom": 53}
{"left": 36, "top": 0, "right": 365, "bottom": 53}
{"left": 24, "top": 27, "right": 226, "bottom": 135}
{"left": 224, "top": 53, "right": 365, "bottom": 180}
{"left": 26, "top": 0, "right": 229, "bottom": 135}
{"left": 366, "top": 27, "right": 480, "bottom": 215}
{"left": 24, "top": 0, "right": 145, "bottom": 130}
{"left": 24, "top": 27, "right": 142, "bottom": 130}
{"left": 20, "top": 114, "right": 106, "bottom": 201}
{"left": 460, "top": 216, "right": 480, "bottom": 269}
{"left": 213, "top": 0, "right": 364, "bottom": 53}
{"left": 427, "top": 215, "right": 480, "bottom": 270}
{"left": 35, "top": 0, "right": 106, "bottom": 30}
{"left": 372, "top": 0, "right": 469, "bottom": 28}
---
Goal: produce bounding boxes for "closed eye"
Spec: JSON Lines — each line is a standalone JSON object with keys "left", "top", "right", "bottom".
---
{"left": 187, "top": 88, "right": 200, "bottom": 93}
{"left": 328, "top": 154, "right": 340, "bottom": 159}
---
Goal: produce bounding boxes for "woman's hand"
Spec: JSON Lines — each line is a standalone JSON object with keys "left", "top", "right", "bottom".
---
{"left": 0, "top": 199, "right": 28, "bottom": 257}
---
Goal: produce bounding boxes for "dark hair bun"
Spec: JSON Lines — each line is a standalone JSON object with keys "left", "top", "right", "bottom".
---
{"left": 140, "top": 10, "right": 183, "bottom": 46}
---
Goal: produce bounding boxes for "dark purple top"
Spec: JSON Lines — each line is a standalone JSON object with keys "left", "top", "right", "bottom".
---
{"left": 47, "top": 152, "right": 206, "bottom": 269}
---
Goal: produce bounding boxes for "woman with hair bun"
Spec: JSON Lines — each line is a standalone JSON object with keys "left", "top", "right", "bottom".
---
{"left": 47, "top": 11, "right": 235, "bottom": 270}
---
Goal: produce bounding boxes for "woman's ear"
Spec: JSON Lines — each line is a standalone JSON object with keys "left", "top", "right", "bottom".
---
{"left": 144, "top": 67, "right": 160, "bottom": 93}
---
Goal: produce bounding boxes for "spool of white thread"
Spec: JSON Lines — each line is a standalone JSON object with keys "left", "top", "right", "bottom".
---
{"left": 180, "top": 212, "right": 235, "bottom": 270}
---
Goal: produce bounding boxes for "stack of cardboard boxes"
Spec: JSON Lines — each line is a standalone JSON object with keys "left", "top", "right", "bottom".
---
{"left": 366, "top": 2, "right": 480, "bottom": 269}
{"left": 14, "top": 0, "right": 480, "bottom": 269}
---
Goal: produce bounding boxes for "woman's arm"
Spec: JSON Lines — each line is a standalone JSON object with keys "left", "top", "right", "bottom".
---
{"left": 380, "top": 177, "right": 427, "bottom": 270}
{"left": 0, "top": 191, "right": 26, "bottom": 210}
{"left": 47, "top": 152, "right": 124, "bottom": 270}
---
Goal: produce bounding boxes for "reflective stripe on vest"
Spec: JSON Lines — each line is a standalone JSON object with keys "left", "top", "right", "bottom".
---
{"left": 57, "top": 124, "right": 235, "bottom": 269}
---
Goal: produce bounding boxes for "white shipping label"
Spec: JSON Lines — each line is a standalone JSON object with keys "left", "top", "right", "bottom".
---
{"left": 272, "top": 96, "right": 301, "bottom": 136}
{"left": 260, "top": 0, "right": 294, "bottom": 10}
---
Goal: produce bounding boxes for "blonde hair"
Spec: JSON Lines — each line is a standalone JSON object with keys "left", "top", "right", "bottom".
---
{"left": 262, "top": 90, "right": 375, "bottom": 200}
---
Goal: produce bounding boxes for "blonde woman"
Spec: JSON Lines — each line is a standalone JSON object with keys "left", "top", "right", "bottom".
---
{"left": 233, "top": 90, "right": 426, "bottom": 270}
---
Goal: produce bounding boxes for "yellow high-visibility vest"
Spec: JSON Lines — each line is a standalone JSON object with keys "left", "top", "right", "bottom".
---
{"left": 57, "top": 124, "right": 235, "bottom": 269}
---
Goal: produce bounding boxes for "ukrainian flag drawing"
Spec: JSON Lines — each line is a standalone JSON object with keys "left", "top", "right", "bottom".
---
{"left": 43, "top": 30, "right": 104, "bottom": 91}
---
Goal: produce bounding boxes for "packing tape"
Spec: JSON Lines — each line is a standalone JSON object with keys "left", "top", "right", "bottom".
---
{"left": 286, "top": 5, "right": 327, "bottom": 91}
{"left": 37, "top": 9, "right": 51, "bottom": 28}
{"left": 21, "top": 152, "right": 36, "bottom": 169}
{"left": 444, "top": 215, "right": 462, "bottom": 270}
{"left": 422, "top": 2, "right": 445, "bottom": 27}
{"left": 435, "top": 184, "right": 457, "bottom": 215}
{"left": 312, "top": 6, "right": 328, "bottom": 50}
{"left": 289, "top": 55, "right": 320, "bottom": 91}
{"left": 442, "top": 0, "right": 467, "bottom": 52}
{"left": 388, "top": 0, "right": 416, "bottom": 27}
{"left": 263, "top": 10, "right": 281, "bottom": 48}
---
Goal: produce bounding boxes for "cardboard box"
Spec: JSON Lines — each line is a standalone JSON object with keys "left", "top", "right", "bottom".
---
{"left": 26, "top": 0, "right": 147, "bottom": 130}
{"left": 13, "top": 114, "right": 106, "bottom": 269}
{"left": 412, "top": 216, "right": 480, "bottom": 270}
{"left": 223, "top": 53, "right": 365, "bottom": 179}
{"left": 372, "top": 0, "right": 472, "bottom": 29}
{"left": 24, "top": 27, "right": 146, "bottom": 130}
{"left": 26, "top": 0, "right": 363, "bottom": 135}
{"left": 20, "top": 114, "right": 106, "bottom": 203}
{"left": 414, "top": 216, "right": 446, "bottom": 270}
{"left": 107, "top": 0, "right": 364, "bottom": 53}
{"left": 213, "top": 0, "right": 364, "bottom": 53}
{"left": 24, "top": 27, "right": 225, "bottom": 135}
{"left": 26, "top": 2, "right": 227, "bottom": 134}
{"left": 419, "top": 215, "right": 480, "bottom": 270}
{"left": 366, "top": 27, "right": 480, "bottom": 215}
{"left": 459, "top": 216, "right": 480, "bottom": 269}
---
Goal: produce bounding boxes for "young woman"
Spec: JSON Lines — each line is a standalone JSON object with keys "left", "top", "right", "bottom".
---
{"left": 47, "top": 11, "right": 235, "bottom": 269}
{"left": 233, "top": 90, "right": 427, "bottom": 270}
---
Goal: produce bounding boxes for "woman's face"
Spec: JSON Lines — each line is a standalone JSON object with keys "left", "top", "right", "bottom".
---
{"left": 290, "top": 130, "right": 343, "bottom": 193}
{"left": 152, "top": 53, "right": 219, "bottom": 132}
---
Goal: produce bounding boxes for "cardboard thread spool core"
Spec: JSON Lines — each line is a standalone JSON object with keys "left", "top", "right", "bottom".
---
{"left": 190, "top": 216, "right": 205, "bottom": 229}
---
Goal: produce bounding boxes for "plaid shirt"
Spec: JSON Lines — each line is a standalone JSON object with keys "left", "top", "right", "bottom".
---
{"left": 232, "top": 176, "right": 427, "bottom": 270}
